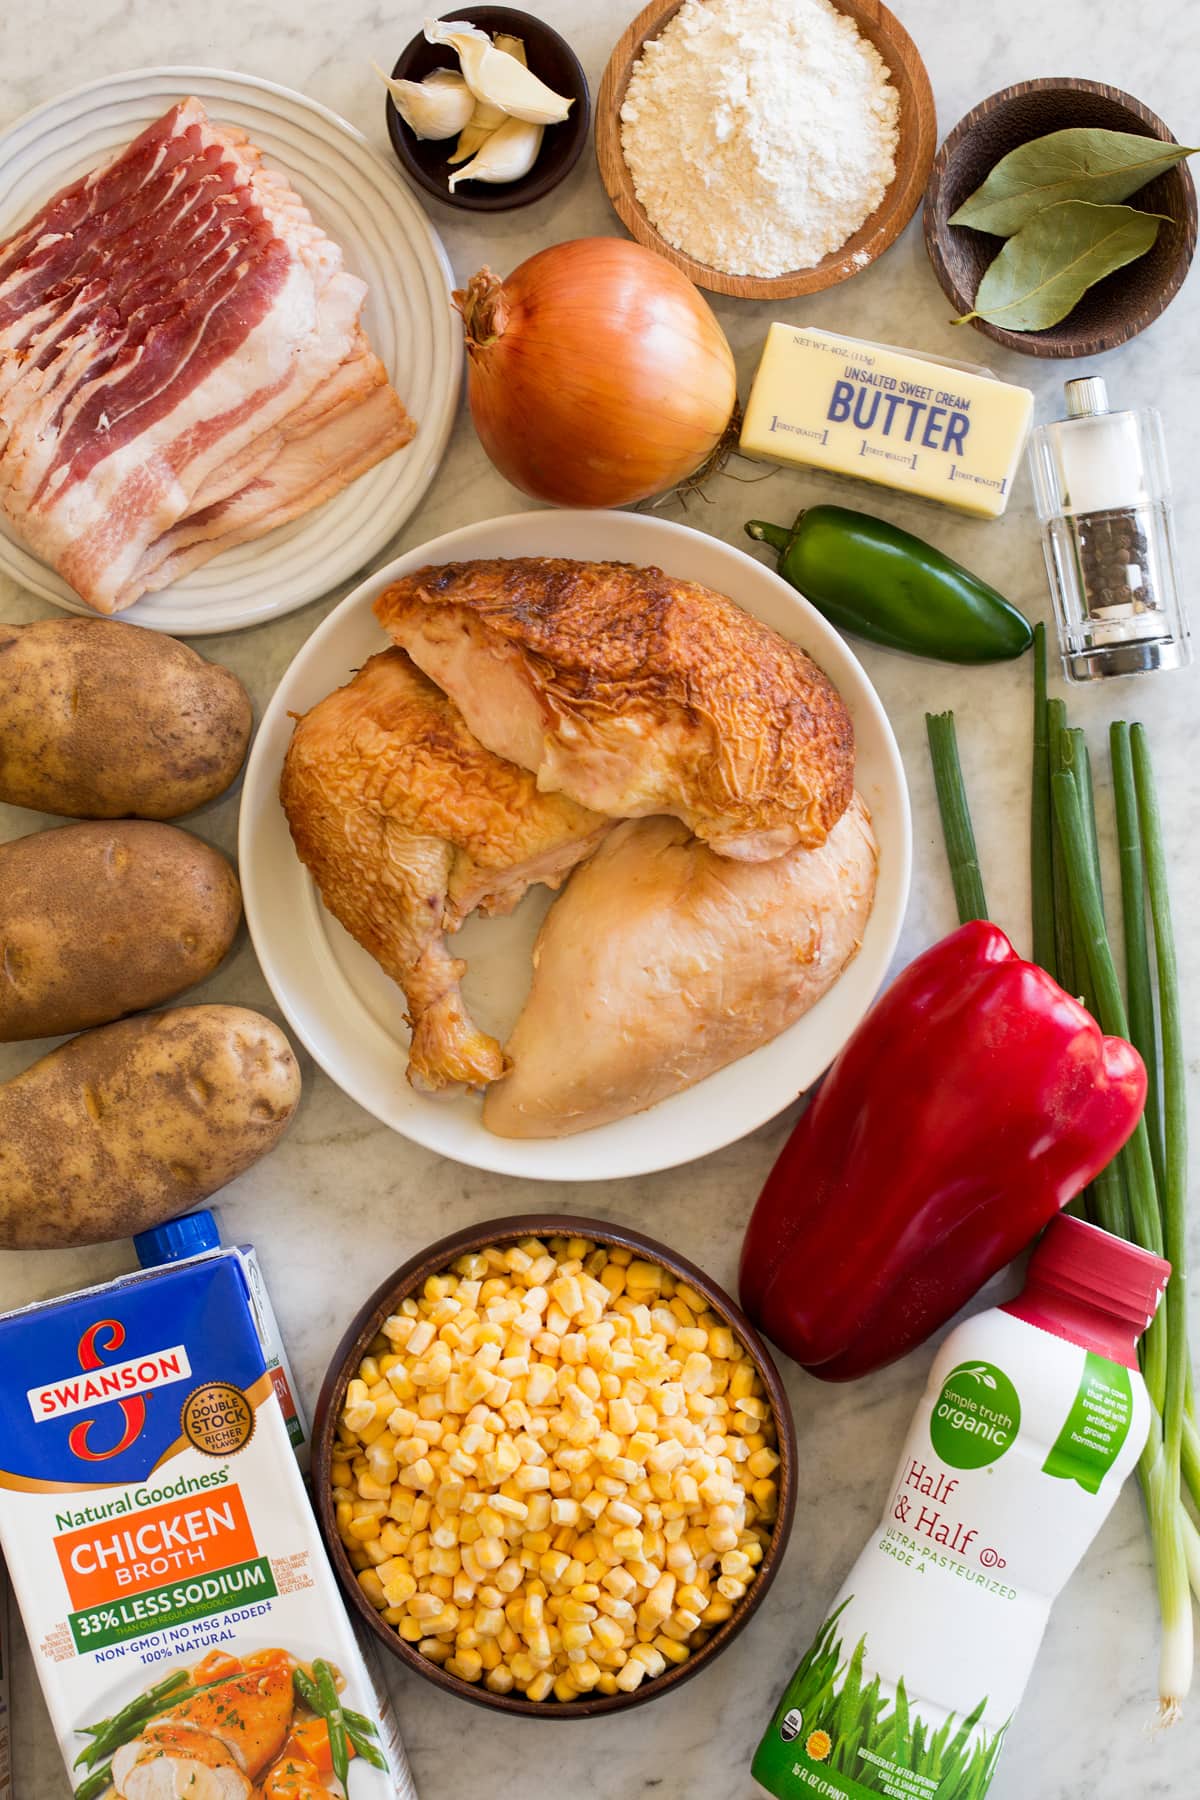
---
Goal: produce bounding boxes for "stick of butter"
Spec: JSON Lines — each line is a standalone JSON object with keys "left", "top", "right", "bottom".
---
{"left": 740, "top": 325, "right": 1034, "bottom": 519}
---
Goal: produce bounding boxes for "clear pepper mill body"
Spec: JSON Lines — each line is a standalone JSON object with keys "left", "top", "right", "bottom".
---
{"left": 1027, "top": 376, "right": 1190, "bottom": 682}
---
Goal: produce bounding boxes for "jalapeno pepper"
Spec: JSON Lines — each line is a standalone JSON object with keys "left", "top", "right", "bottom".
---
{"left": 746, "top": 505, "right": 1033, "bottom": 664}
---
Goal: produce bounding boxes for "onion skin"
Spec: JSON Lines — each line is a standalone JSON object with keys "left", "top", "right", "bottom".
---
{"left": 454, "top": 238, "right": 737, "bottom": 508}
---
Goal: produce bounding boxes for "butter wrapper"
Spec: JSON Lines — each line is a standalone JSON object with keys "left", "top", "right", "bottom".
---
{"left": 740, "top": 325, "right": 1034, "bottom": 519}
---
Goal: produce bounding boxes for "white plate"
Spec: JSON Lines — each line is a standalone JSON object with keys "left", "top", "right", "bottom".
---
{"left": 239, "top": 511, "right": 913, "bottom": 1180}
{"left": 0, "top": 68, "right": 460, "bottom": 634}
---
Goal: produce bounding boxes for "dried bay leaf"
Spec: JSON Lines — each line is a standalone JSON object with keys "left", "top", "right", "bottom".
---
{"left": 949, "top": 127, "right": 1198, "bottom": 236}
{"left": 953, "top": 200, "right": 1167, "bottom": 331}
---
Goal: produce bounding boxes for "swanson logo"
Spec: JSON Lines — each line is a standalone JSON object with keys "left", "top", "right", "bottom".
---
{"left": 27, "top": 1321, "right": 192, "bottom": 1461}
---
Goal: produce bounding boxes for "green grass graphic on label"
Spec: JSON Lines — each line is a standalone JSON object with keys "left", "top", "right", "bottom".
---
{"left": 1042, "top": 1351, "right": 1132, "bottom": 1494}
{"left": 69, "top": 1556, "right": 277, "bottom": 1651}
{"left": 752, "top": 1602, "right": 1008, "bottom": 1800}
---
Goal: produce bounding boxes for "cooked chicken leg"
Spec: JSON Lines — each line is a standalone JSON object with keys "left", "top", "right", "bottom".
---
{"left": 280, "top": 649, "right": 608, "bottom": 1093}
{"left": 374, "top": 557, "right": 855, "bottom": 860}
{"left": 484, "top": 794, "right": 877, "bottom": 1138}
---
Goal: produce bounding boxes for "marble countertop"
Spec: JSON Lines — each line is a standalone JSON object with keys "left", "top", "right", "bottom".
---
{"left": 2, "top": 1, "right": 1199, "bottom": 1795}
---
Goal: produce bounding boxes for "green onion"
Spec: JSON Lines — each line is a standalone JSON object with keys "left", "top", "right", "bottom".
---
{"left": 1030, "top": 624, "right": 1056, "bottom": 976}
{"left": 1051, "top": 762, "right": 1189, "bottom": 1718}
{"left": 925, "top": 712, "right": 988, "bottom": 925}
{"left": 1046, "top": 700, "right": 1077, "bottom": 998}
{"left": 1114, "top": 725, "right": 1165, "bottom": 1192}
{"left": 1131, "top": 725, "right": 1193, "bottom": 1714}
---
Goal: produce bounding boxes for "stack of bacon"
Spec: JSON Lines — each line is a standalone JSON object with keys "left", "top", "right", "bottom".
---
{"left": 0, "top": 97, "right": 414, "bottom": 615}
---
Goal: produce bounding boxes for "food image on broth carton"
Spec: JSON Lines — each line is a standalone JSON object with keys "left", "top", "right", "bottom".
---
{"left": 0, "top": 1252, "right": 415, "bottom": 1799}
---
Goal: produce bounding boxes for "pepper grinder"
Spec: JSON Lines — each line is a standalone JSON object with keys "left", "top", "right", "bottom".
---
{"left": 1027, "top": 377, "right": 1190, "bottom": 682}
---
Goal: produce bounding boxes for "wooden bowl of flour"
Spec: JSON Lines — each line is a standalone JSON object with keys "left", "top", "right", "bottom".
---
{"left": 595, "top": 0, "right": 937, "bottom": 299}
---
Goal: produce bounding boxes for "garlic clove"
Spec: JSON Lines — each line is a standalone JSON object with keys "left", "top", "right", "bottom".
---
{"left": 449, "top": 118, "right": 497, "bottom": 164}
{"left": 423, "top": 17, "right": 573, "bottom": 125}
{"left": 447, "top": 31, "right": 526, "bottom": 163}
{"left": 374, "top": 64, "right": 476, "bottom": 140}
{"left": 447, "top": 114, "right": 544, "bottom": 190}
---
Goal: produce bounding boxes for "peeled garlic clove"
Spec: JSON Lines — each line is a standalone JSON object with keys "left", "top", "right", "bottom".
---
{"left": 447, "top": 114, "right": 544, "bottom": 190}
{"left": 374, "top": 64, "right": 475, "bottom": 140}
{"left": 449, "top": 118, "right": 497, "bottom": 164}
{"left": 424, "top": 17, "right": 573, "bottom": 125}
{"left": 447, "top": 33, "right": 524, "bottom": 162}
{"left": 448, "top": 90, "right": 506, "bottom": 164}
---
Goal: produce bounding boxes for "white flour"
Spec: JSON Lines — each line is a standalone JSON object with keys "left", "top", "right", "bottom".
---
{"left": 620, "top": 0, "right": 900, "bottom": 278}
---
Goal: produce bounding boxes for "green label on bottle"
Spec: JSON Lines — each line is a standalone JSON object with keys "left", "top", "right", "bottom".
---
{"left": 751, "top": 1603, "right": 1006, "bottom": 1800}
{"left": 1041, "top": 1351, "right": 1132, "bottom": 1494}
{"left": 928, "top": 1362, "right": 1021, "bottom": 1470}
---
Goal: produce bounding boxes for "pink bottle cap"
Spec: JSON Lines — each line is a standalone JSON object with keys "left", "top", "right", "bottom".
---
{"left": 1027, "top": 1213, "right": 1170, "bottom": 1335}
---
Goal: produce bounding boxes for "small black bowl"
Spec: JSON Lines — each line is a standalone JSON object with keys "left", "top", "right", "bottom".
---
{"left": 385, "top": 7, "right": 591, "bottom": 213}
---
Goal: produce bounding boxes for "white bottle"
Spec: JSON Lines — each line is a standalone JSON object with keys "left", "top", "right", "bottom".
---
{"left": 753, "top": 1214, "right": 1169, "bottom": 1800}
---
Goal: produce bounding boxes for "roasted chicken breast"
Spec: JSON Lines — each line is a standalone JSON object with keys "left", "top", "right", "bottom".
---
{"left": 280, "top": 649, "right": 608, "bottom": 1093}
{"left": 165, "top": 1663, "right": 293, "bottom": 1779}
{"left": 484, "top": 793, "right": 877, "bottom": 1138}
{"left": 374, "top": 557, "right": 855, "bottom": 860}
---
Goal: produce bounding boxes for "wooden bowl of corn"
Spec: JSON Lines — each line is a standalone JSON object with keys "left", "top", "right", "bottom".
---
{"left": 312, "top": 1214, "right": 796, "bottom": 1716}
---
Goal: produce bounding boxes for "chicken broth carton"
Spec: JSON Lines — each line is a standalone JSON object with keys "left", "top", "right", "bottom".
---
{"left": 0, "top": 1253, "right": 413, "bottom": 1799}
{"left": 0, "top": 1562, "right": 12, "bottom": 1800}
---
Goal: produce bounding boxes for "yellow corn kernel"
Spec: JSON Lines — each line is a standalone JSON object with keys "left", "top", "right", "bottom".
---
{"left": 701, "top": 1598, "right": 734, "bottom": 1625}
{"left": 752, "top": 1479, "right": 779, "bottom": 1516}
{"left": 347, "top": 1514, "right": 381, "bottom": 1544}
{"left": 383, "top": 1569, "right": 418, "bottom": 1607}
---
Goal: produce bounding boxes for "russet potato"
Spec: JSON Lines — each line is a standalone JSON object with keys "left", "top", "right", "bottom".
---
{"left": 0, "top": 617, "right": 251, "bottom": 819}
{"left": 0, "top": 1005, "right": 301, "bottom": 1248}
{"left": 0, "top": 821, "right": 242, "bottom": 1041}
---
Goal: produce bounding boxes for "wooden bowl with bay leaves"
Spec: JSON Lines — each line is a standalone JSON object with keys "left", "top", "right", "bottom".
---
{"left": 924, "top": 79, "right": 1197, "bottom": 358}
{"left": 595, "top": 0, "right": 936, "bottom": 300}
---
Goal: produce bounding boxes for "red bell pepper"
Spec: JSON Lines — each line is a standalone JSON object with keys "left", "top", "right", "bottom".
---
{"left": 739, "top": 920, "right": 1147, "bottom": 1381}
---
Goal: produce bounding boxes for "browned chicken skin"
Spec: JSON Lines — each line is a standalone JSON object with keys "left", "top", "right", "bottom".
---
{"left": 280, "top": 649, "right": 608, "bottom": 1093}
{"left": 374, "top": 556, "right": 855, "bottom": 860}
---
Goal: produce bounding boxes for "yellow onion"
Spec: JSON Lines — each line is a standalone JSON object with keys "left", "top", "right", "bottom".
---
{"left": 453, "top": 238, "right": 738, "bottom": 507}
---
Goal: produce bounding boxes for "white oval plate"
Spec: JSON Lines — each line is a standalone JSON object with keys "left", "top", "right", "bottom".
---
{"left": 239, "top": 511, "right": 912, "bottom": 1179}
{"left": 0, "top": 68, "right": 460, "bottom": 634}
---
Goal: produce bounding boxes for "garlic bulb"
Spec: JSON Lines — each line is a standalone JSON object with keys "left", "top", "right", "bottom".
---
{"left": 375, "top": 64, "right": 475, "bottom": 141}
{"left": 447, "top": 113, "right": 544, "bottom": 190}
{"left": 423, "top": 18, "right": 573, "bottom": 124}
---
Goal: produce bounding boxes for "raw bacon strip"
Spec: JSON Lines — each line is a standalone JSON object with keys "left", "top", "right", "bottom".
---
{"left": 0, "top": 98, "right": 413, "bottom": 614}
